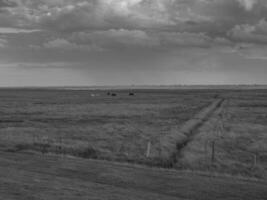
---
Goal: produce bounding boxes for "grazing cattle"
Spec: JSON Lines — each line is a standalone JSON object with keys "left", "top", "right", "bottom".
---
{"left": 111, "top": 93, "right": 117, "bottom": 97}
{"left": 107, "top": 92, "right": 111, "bottom": 96}
{"left": 129, "top": 92, "right": 135, "bottom": 96}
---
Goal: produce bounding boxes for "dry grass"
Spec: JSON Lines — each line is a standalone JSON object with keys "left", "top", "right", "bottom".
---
{"left": 177, "top": 90, "right": 267, "bottom": 178}
{"left": 2, "top": 88, "right": 266, "bottom": 176}
{"left": 0, "top": 89, "right": 215, "bottom": 164}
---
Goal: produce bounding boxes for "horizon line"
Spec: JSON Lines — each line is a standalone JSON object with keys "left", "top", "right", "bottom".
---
{"left": 0, "top": 84, "right": 267, "bottom": 89}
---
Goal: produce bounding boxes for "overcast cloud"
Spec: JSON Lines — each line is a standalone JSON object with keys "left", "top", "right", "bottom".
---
{"left": 0, "top": 0, "right": 267, "bottom": 86}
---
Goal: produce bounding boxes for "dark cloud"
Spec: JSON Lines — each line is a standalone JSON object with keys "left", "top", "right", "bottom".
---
{"left": 228, "top": 19, "right": 267, "bottom": 44}
{"left": 0, "top": 0, "right": 267, "bottom": 86}
{"left": 1, "top": 0, "right": 267, "bottom": 35}
{"left": 0, "top": 0, "right": 17, "bottom": 8}
{"left": 1, "top": 0, "right": 267, "bottom": 50}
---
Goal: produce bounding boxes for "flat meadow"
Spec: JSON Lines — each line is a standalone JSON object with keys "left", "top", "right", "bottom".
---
{"left": 179, "top": 90, "right": 267, "bottom": 178}
{"left": 1, "top": 88, "right": 267, "bottom": 179}
{"left": 0, "top": 88, "right": 215, "bottom": 163}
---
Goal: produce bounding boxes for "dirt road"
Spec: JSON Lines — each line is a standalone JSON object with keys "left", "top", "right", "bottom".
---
{"left": 160, "top": 98, "right": 225, "bottom": 163}
{"left": 0, "top": 151, "right": 266, "bottom": 200}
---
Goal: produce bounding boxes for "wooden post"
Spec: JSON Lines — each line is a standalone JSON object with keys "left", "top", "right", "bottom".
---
{"left": 211, "top": 141, "right": 215, "bottom": 163}
{"left": 59, "top": 135, "right": 64, "bottom": 159}
{"left": 146, "top": 141, "right": 151, "bottom": 158}
{"left": 204, "top": 140, "right": 208, "bottom": 157}
{"left": 158, "top": 141, "right": 162, "bottom": 158}
{"left": 252, "top": 154, "right": 257, "bottom": 168}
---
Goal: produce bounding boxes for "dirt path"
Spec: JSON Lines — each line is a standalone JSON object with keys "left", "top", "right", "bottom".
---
{"left": 160, "top": 98, "right": 225, "bottom": 165}
{"left": 177, "top": 98, "right": 225, "bottom": 147}
{"left": 0, "top": 151, "right": 266, "bottom": 200}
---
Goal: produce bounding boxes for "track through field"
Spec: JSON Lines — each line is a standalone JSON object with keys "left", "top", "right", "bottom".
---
{"left": 0, "top": 151, "right": 266, "bottom": 200}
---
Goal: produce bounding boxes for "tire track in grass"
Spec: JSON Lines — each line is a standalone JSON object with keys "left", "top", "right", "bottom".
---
{"left": 160, "top": 98, "right": 225, "bottom": 167}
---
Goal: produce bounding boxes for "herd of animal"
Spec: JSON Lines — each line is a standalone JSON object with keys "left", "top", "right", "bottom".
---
{"left": 90, "top": 92, "right": 135, "bottom": 97}
{"left": 106, "top": 92, "right": 135, "bottom": 97}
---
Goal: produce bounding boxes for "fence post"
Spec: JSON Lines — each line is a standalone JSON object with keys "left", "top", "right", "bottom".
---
{"left": 146, "top": 141, "right": 151, "bottom": 158}
{"left": 211, "top": 140, "right": 215, "bottom": 163}
{"left": 205, "top": 140, "right": 208, "bottom": 158}
{"left": 252, "top": 154, "right": 257, "bottom": 168}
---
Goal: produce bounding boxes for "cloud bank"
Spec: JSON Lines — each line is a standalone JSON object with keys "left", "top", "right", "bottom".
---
{"left": 0, "top": 0, "right": 267, "bottom": 85}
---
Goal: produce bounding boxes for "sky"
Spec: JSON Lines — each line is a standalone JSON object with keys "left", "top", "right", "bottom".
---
{"left": 0, "top": 0, "right": 267, "bottom": 86}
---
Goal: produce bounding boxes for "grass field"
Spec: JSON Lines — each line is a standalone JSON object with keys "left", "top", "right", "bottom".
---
{"left": 0, "top": 88, "right": 266, "bottom": 179}
{"left": 1, "top": 150, "right": 266, "bottom": 200}
{"left": 1, "top": 88, "right": 267, "bottom": 199}
{"left": 0, "top": 89, "right": 216, "bottom": 164}
{"left": 178, "top": 90, "right": 267, "bottom": 178}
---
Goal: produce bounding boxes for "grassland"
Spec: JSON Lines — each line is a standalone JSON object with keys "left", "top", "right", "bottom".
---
{"left": 177, "top": 90, "right": 267, "bottom": 178}
{"left": 1, "top": 150, "right": 266, "bottom": 200}
{"left": 1, "top": 88, "right": 267, "bottom": 199}
{"left": 0, "top": 89, "right": 216, "bottom": 164}
{"left": 0, "top": 88, "right": 267, "bottom": 178}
